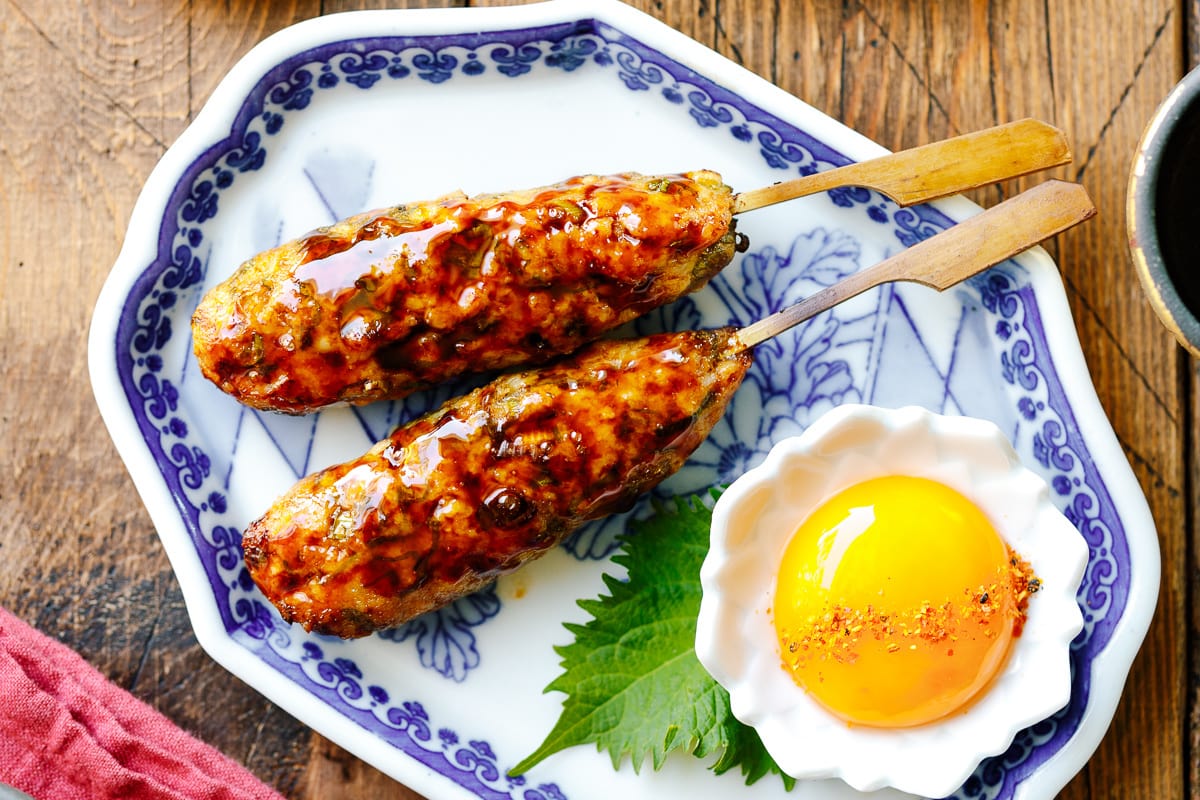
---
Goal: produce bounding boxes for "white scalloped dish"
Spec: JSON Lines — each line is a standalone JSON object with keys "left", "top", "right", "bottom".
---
{"left": 696, "top": 405, "right": 1089, "bottom": 797}
{"left": 88, "top": 1, "right": 1159, "bottom": 799}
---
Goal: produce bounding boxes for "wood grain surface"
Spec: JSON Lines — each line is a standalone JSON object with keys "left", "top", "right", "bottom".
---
{"left": 0, "top": 1, "right": 1189, "bottom": 798}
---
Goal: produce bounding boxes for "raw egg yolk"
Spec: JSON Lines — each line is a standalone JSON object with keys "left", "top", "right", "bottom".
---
{"left": 773, "top": 475, "right": 1034, "bottom": 728}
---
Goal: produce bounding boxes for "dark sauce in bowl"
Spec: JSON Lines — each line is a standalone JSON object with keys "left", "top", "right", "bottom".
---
{"left": 1152, "top": 102, "right": 1200, "bottom": 319}
{"left": 1130, "top": 65, "right": 1200, "bottom": 355}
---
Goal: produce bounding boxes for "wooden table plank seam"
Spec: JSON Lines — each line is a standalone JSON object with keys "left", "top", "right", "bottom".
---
{"left": 853, "top": 2, "right": 956, "bottom": 129}
{"left": 1072, "top": 5, "right": 1175, "bottom": 183}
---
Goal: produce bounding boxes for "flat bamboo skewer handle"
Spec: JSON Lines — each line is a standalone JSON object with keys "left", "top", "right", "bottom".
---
{"left": 735, "top": 179, "right": 1096, "bottom": 351}
{"left": 732, "top": 118, "right": 1072, "bottom": 215}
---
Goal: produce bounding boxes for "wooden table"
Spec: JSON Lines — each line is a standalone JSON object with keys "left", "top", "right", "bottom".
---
{"left": 0, "top": 1, "right": 1189, "bottom": 797}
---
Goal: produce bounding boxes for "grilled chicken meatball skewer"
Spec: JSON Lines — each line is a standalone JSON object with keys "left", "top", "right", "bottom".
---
{"left": 193, "top": 172, "right": 740, "bottom": 414}
{"left": 243, "top": 328, "right": 751, "bottom": 638}
{"left": 242, "top": 180, "right": 1094, "bottom": 640}
{"left": 194, "top": 121, "right": 1071, "bottom": 414}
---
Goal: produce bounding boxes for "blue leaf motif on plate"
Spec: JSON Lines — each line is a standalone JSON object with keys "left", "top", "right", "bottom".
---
{"left": 181, "top": 179, "right": 218, "bottom": 224}
{"left": 979, "top": 272, "right": 1023, "bottom": 323}
{"left": 827, "top": 185, "right": 871, "bottom": 208}
{"left": 757, "top": 129, "right": 813, "bottom": 170}
{"left": 546, "top": 37, "right": 598, "bottom": 71}
{"left": 268, "top": 68, "right": 314, "bottom": 111}
{"left": 413, "top": 52, "right": 458, "bottom": 83}
{"left": 385, "top": 700, "right": 433, "bottom": 742}
{"left": 687, "top": 91, "right": 732, "bottom": 128}
{"left": 340, "top": 52, "right": 389, "bottom": 89}
{"left": 1001, "top": 339, "right": 1038, "bottom": 391}
{"left": 759, "top": 314, "right": 861, "bottom": 430}
{"left": 227, "top": 131, "right": 265, "bottom": 172}
{"left": 893, "top": 206, "right": 943, "bottom": 247}
{"left": 283, "top": 86, "right": 313, "bottom": 110}
{"left": 380, "top": 585, "right": 501, "bottom": 681}
{"left": 346, "top": 72, "right": 381, "bottom": 89}
{"left": 207, "top": 490, "right": 227, "bottom": 514}
{"left": 318, "top": 68, "right": 339, "bottom": 89}
{"left": 138, "top": 373, "right": 179, "bottom": 419}
{"left": 234, "top": 598, "right": 278, "bottom": 640}
{"left": 444, "top": 738, "right": 503, "bottom": 787}
{"left": 712, "top": 227, "right": 861, "bottom": 324}
{"left": 210, "top": 524, "right": 242, "bottom": 571}
{"left": 316, "top": 656, "right": 367, "bottom": 703}
{"left": 132, "top": 306, "right": 169, "bottom": 354}
{"left": 168, "top": 443, "right": 210, "bottom": 490}
{"left": 615, "top": 49, "right": 663, "bottom": 90}
{"left": 166, "top": 243, "right": 203, "bottom": 290}
{"left": 1032, "top": 418, "right": 1076, "bottom": 473}
{"left": 867, "top": 203, "right": 889, "bottom": 223}
{"left": 491, "top": 43, "right": 542, "bottom": 77}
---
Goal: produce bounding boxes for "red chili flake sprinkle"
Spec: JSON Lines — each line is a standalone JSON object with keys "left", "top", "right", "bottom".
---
{"left": 779, "top": 547, "right": 1039, "bottom": 668}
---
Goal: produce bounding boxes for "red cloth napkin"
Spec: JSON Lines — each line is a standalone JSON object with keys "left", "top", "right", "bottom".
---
{"left": 0, "top": 607, "right": 285, "bottom": 800}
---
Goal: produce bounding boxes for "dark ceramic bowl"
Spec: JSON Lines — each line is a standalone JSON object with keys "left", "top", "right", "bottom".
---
{"left": 1129, "top": 66, "right": 1200, "bottom": 358}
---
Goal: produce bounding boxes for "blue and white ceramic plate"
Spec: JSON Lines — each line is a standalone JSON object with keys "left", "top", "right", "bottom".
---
{"left": 88, "top": 2, "right": 1159, "bottom": 799}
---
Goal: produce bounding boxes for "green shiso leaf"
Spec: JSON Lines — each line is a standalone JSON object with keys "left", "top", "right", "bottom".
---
{"left": 512, "top": 491, "right": 794, "bottom": 790}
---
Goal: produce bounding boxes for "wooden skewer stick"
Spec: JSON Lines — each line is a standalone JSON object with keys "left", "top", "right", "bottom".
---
{"left": 735, "top": 179, "right": 1096, "bottom": 351}
{"left": 732, "top": 118, "right": 1071, "bottom": 215}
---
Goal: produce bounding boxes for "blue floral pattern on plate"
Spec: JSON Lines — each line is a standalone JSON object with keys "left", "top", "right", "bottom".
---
{"left": 92, "top": 5, "right": 1153, "bottom": 800}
